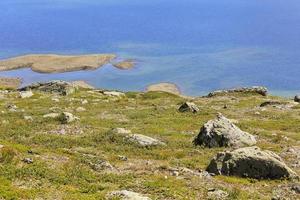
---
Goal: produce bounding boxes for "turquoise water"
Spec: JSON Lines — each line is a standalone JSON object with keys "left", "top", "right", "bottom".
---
{"left": 0, "top": 0, "right": 300, "bottom": 96}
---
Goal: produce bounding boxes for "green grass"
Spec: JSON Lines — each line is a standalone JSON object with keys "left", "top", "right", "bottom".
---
{"left": 0, "top": 89, "right": 299, "bottom": 199}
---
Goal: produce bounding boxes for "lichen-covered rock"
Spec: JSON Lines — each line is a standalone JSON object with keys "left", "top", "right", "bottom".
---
{"left": 127, "top": 134, "right": 165, "bottom": 147}
{"left": 178, "top": 102, "right": 199, "bottom": 113}
{"left": 19, "top": 80, "right": 77, "bottom": 95}
{"left": 58, "top": 112, "right": 77, "bottom": 124}
{"left": 108, "top": 190, "right": 151, "bottom": 200}
{"left": 194, "top": 114, "right": 256, "bottom": 148}
{"left": 206, "top": 146, "right": 298, "bottom": 179}
{"left": 207, "top": 86, "right": 268, "bottom": 97}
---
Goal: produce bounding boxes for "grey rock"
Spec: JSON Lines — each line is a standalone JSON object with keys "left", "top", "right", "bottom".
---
{"left": 6, "top": 104, "right": 17, "bottom": 112}
{"left": 292, "top": 184, "right": 300, "bottom": 194}
{"left": 24, "top": 116, "right": 33, "bottom": 121}
{"left": 294, "top": 95, "right": 300, "bottom": 103}
{"left": 207, "top": 189, "right": 229, "bottom": 200}
{"left": 103, "top": 91, "right": 125, "bottom": 97}
{"left": 75, "top": 107, "right": 86, "bottom": 112}
{"left": 20, "top": 80, "right": 77, "bottom": 96}
{"left": 19, "top": 90, "right": 33, "bottom": 98}
{"left": 113, "top": 128, "right": 132, "bottom": 135}
{"left": 194, "top": 114, "right": 256, "bottom": 148}
{"left": 178, "top": 102, "right": 200, "bottom": 113}
{"left": 260, "top": 101, "right": 283, "bottom": 107}
{"left": 127, "top": 134, "right": 165, "bottom": 147}
{"left": 58, "top": 112, "right": 77, "bottom": 124}
{"left": 207, "top": 86, "right": 268, "bottom": 97}
{"left": 108, "top": 190, "right": 151, "bottom": 200}
{"left": 43, "top": 113, "right": 60, "bottom": 119}
{"left": 206, "top": 146, "right": 298, "bottom": 179}
{"left": 22, "top": 158, "right": 33, "bottom": 164}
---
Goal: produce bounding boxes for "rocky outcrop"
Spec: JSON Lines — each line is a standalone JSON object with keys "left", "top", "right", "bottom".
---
{"left": 20, "top": 80, "right": 77, "bottom": 95}
{"left": 107, "top": 190, "right": 151, "bottom": 200}
{"left": 178, "top": 102, "right": 199, "bottom": 113}
{"left": 71, "top": 80, "right": 95, "bottom": 89}
{"left": 194, "top": 114, "right": 256, "bottom": 148}
{"left": 207, "top": 86, "right": 268, "bottom": 97}
{"left": 206, "top": 146, "right": 298, "bottom": 179}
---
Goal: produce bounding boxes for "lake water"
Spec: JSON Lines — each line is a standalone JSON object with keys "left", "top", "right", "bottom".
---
{"left": 0, "top": 0, "right": 300, "bottom": 96}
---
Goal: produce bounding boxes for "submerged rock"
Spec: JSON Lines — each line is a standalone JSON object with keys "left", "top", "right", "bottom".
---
{"left": 178, "top": 102, "right": 199, "bottom": 113}
{"left": 206, "top": 146, "right": 298, "bottom": 179}
{"left": 194, "top": 114, "right": 256, "bottom": 148}
{"left": 108, "top": 190, "right": 151, "bottom": 200}
{"left": 20, "top": 80, "right": 77, "bottom": 96}
{"left": 207, "top": 86, "right": 268, "bottom": 97}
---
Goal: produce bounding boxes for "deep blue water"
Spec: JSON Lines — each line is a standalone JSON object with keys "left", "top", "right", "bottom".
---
{"left": 0, "top": 0, "right": 300, "bottom": 96}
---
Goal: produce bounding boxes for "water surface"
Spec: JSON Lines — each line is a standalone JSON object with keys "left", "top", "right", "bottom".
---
{"left": 0, "top": 0, "right": 300, "bottom": 96}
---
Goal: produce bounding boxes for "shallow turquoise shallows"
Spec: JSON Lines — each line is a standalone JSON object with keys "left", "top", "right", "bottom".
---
{"left": 0, "top": 0, "right": 300, "bottom": 96}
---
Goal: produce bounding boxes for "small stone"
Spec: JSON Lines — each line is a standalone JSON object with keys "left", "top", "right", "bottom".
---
{"left": 19, "top": 91, "right": 33, "bottom": 98}
{"left": 58, "top": 112, "right": 77, "bottom": 124}
{"left": 103, "top": 91, "right": 125, "bottom": 97}
{"left": 22, "top": 158, "right": 33, "bottom": 164}
{"left": 43, "top": 113, "right": 60, "bottom": 118}
{"left": 178, "top": 102, "right": 200, "bottom": 113}
{"left": 118, "top": 155, "right": 128, "bottom": 161}
{"left": 51, "top": 98, "right": 60, "bottom": 102}
{"left": 24, "top": 116, "right": 33, "bottom": 121}
{"left": 7, "top": 104, "right": 17, "bottom": 112}
{"left": 108, "top": 190, "right": 151, "bottom": 200}
{"left": 81, "top": 99, "right": 88, "bottom": 105}
{"left": 113, "top": 128, "right": 132, "bottom": 135}
{"left": 208, "top": 189, "right": 229, "bottom": 200}
{"left": 76, "top": 107, "right": 86, "bottom": 112}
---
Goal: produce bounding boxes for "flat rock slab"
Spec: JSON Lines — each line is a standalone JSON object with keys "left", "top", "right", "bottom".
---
{"left": 108, "top": 190, "right": 151, "bottom": 200}
{"left": 0, "top": 54, "right": 116, "bottom": 73}
{"left": 127, "top": 134, "right": 165, "bottom": 147}
{"left": 207, "top": 86, "right": 268, "bottom": 97}
{"left": 207, "top": 146, "right": 298, "bottom": 179}
{"left": 194, "top": 114, "right": 256, "bottom": 148}
{"left": 19, "top": 91, "right": 34, "bottom": 98}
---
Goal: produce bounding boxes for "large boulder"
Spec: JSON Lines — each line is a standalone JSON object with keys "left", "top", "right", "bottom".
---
{"left": 207, "top": 146, "right": 298, "bottom": 179}
{"left": 19, "top": 80, "right": 77, "bottom": 95}
{"left": 207, "top": 86, "right": 268, "bottom": 97}
{"left": 178, "top": 102, "right": 199, "bottom": 113}
{"left": 19, "top": 90, "right": 33, "bottom": 98}
{"left": 194, "top": 114, "right": 256, "bottom": 148}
